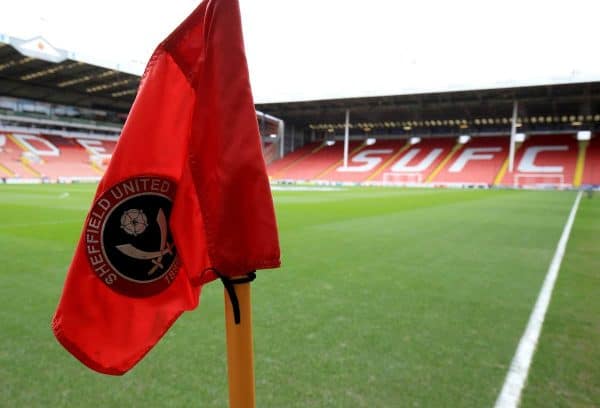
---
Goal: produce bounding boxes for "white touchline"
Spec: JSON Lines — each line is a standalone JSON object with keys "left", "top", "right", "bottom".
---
{"left": 494, "top": 191, "right": 583, "bottom": 408}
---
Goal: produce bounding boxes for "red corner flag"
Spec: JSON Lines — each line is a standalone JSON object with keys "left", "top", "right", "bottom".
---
{"left": 52, "top": 0, "right": 280, "bottom": 375}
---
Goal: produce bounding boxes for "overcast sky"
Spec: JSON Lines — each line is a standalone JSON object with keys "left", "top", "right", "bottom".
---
{"left": 1, "top": 0, "right": 600, "bottom": 103}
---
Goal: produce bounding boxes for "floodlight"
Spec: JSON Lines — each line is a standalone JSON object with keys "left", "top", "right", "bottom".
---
{"left": 409, "top": 137, "right": 421, "bottom": 145}
{"left": 458, "top": 135, "right": 471, "bottom": 144}
{"left": 514, "top": 133, "right": 526, "bottom": 143}
{"left": 325, "top": 140, "right": 336, "bottom": 146}
{"left": 577, "top": 130, "right": 591, "bottom": 141}
{"left": 365, "top": 137, "right": 376, "bottom": 146}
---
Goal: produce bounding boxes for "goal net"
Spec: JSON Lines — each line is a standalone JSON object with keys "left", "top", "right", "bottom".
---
{"left": 513, "top": 173, "right": 567, "bottom": 189}
{"left": 382, "top": 172, "right": 423, "bottom": 186}
{"left": 90, "top": 155, "right": 111, "bottom": 169}
{"left": 257, "top": 111, "right": 284, "bottom": 164}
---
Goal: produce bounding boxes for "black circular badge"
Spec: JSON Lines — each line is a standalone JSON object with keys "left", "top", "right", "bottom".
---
{"left": 84, "top": 176, "right": 179, "bottom": 297}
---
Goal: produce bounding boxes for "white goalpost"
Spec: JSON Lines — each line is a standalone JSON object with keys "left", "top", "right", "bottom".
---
{"left": 513, "top": 173, "right": 568, "bottom": 189}
{"left": 382, "top": 172, "right": 423, "bottom": 186}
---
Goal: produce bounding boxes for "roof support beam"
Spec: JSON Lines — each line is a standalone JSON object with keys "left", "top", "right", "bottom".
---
{"left": 508, "top": 100, "right": 519, "bottom": 173}
{"left": 343, "top": 109, "right": 350, "bottom": 168}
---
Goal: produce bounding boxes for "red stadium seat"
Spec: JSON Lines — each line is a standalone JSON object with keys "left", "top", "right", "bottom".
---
{"left": 0, "top": 131, "right": 116, "bottom": 181}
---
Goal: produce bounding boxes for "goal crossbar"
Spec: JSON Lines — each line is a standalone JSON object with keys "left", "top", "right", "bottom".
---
{"left": 382, "top": 172, "right": 423, "bottom": 185}
{"left": 513, "top": 173, "right": 568, "bottom": 189}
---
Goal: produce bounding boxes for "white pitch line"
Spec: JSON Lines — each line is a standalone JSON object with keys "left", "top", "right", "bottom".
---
{"left": 495, "top": 191, "right": 583, "bottom": 408}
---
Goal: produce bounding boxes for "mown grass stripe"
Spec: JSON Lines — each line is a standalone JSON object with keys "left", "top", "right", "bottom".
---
{"left": 495, "top": 191, "right": 583, "bottom": 408}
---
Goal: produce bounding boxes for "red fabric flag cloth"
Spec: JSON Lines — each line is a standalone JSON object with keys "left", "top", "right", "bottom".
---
{"left": 52, "top": 0, "right": 280, "bottom": 375}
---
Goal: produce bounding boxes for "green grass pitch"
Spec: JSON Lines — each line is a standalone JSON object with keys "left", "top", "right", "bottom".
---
{"left": 0, "top": 184, "right": 598, "bottom": 407}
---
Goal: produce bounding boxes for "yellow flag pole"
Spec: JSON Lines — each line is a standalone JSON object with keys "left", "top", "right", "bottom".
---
{"left": 224, "top": 281, "right": 255, "bottom": 408}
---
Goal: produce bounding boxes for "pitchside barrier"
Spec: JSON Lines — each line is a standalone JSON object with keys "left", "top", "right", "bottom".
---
{"left": 57, "top": 176, "right": 102, "bottom": 184}
{"left": 3, "top": 176, "right": 595, "bottom": 192}
{"left": 268, "top": 178, "right": 599, "bottom": 191}
{"left": 0, "top": 176, "right": 101, "bottom": 184}
{"left": 2, "top": 177, "right": 44, "bottom": 184}
{"left": 274, "top": 179, "right": 490, "bottom": 189}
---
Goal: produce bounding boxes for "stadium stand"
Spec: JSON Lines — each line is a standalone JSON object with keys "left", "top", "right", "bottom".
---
{"left": 276, "top": 141, "right": 362, "bottom": 181}
{"left": 0, "top": 132, "right": 41, "bottom": 177}
{"left": 431, "top": 136, "right": 509, "bottom": 185}
{"left": 37, "top": 134, "right": 114, "bottom": 180}
{"left": 0, "top": 131, "right": 117, "bottom": 182}
{"left": 581, "top": 133, "right": 600, "bottom": 186}
{"left": 266, "top": 134, "right": 600, "bottom": 188}
{"left": 271, "top": 137, "right": 460, "bottom": 184}
{"left": 266, "top": 142, "right": 321, "bottom": 177}
{"left": 323, "top": 139, "right": 404, "bottom": 183}
{"left": 2, "top": 127, "right": 598, "bottom": 188}
{"left": 373, "top": 137, "right": 457, "bottom": 184}
{"left": 0, "top": 89, "right": 277, "bottom": 183}
{"left": 499, "top": 134, "right": 578, "bottom": 188}
{"left": 1, "top": 33, "right": 599, "bottom": 188}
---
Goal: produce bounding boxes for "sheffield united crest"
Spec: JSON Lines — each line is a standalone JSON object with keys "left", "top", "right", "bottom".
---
{"left": 84, "top": 176, "right": 179, "bottom": 297}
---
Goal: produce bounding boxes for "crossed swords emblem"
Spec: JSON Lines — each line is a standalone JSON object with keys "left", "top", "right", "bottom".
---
{"left": 115, "top": 208, "right": 173, "bottom": 276}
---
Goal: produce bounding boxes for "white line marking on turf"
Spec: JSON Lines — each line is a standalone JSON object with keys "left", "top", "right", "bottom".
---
{"left": 495, "top": 191, "right": 583, "bottom": 408}
{"left": 270, "top": 185, "right": 345, "bottom": 191}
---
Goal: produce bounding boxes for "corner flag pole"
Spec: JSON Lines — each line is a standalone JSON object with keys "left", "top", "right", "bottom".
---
{"left": 224, "top": 282, "right": 255, "bottom": 408}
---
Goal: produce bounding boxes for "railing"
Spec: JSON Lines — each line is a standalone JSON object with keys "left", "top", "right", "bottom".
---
{"left": 0, "top": 109, "right": 122, "bottom": 134}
